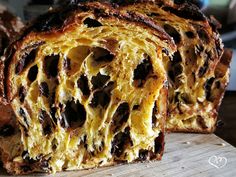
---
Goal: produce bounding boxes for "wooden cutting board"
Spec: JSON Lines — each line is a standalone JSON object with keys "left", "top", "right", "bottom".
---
{"left": 1, "top": 133, "right": 236, "bottom": 177}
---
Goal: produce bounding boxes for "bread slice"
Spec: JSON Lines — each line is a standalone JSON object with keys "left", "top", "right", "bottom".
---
{"left": 119, "top": 0, "right": 228, "bottom": 133}
{"left": 0, "top": 2, "right": 175, "bottom": 174}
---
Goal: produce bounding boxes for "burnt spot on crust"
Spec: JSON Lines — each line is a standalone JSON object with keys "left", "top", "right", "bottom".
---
{"left": 27, "top": 6, "right": 74, "bottom": 32}
{"left": 39, "top": 82, "right": 49, "bottom": 98}
{"left": 90, "top": 81, "right": 114, "bottom": 108}
{"left": 39, "top": 110, "right": 54, "bottom": 136}
{"left": 162, "top": 4, "right": 205, "bottom": 21}
{"left": 0, "top": 124, "right": 14, "bottom": 137}
{"left": 197, "top": 29, "right": 210, "bottom": 43}
{"left": 28, "top": 64, "right": 38, "bottom": 82}
{"left": 83, "top": 17, "right": 103, "bottom": 27}
{"left": 91, "top": 72, "right": 110, "bottom": 90}
{"left": 15, "top": 48, "right": 37, "bottom": 75}
{"left": 111, "top": 127, "right": 133, "bottom": 157}
{"left": 163, "top": 24, "right": 181, "bottom": 44}
{"left": 19, "top": 86, "right": 27, "bottom": 103}
{"left": 93, "top": 47, "right": 115, "bottom": 62}
{"left": 133, "top": 56, "right": 153, "bottom": 87}
{"left": 44, "top": 55, "right": 59, "bottom": 78}
{"left": 77, "top": 74, "right": 90, "bottom": 96}
{"left": 204, "top": 77, "right": 214, "bottom": 101}
{"left": 60, "top": 100, "right": 86, "bottom": 129}
{"left": 111, "top": 102, "right": 130, "bottom": 133}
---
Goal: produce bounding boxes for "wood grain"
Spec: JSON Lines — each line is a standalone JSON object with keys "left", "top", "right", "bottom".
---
{"left": 0, "top": 133, "right": 235, "bottom": 177}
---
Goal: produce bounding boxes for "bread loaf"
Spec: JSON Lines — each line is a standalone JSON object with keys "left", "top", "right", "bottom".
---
{"left": 0, "top": 2, "right": 175, "bottom": 174}
{"left": 119, "top": 0, "right": 229, "bottom": 133}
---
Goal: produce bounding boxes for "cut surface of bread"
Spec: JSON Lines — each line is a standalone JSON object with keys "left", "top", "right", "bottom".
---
{"left": 0, "top": 2, "right": 175, "bottom": 174}
{"left": 119, "top": 0, "right": 229, "bottom": 133}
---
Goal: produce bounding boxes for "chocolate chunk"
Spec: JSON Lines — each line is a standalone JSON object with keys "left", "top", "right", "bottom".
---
{"left": 22, "top": 151, "right": 37, "bottom": 163}
{"left": 133, "top": 57, "right": 153, "bottom": 87}
{"left": 77, "top": 74, "right": 90, "bottom": 96}
{"left": 111, "top": 127, "right": 132, "bottom": 157}
{"left": 198, "top": 58, "right": 209, "bottom": 77}
{"left": 152, "top": 103, "right": 158, "bottom": 128}
{"left": 90, "top": 90, "right": 110, "bottom": 108}
{"left": 138, "top": 149, "right": 149, "bottom": 161}
{"left": 19, "top": 86, "right": 27, "bottom": 103}
{"left": 163, "top": 24, "right": 181, "bottom": 44}
{"left": 61, "top": 100, "right": 86, "bottom": 129}
{"left": 204, "top": 77, "right": 214, "bottom": 101}
{"left": 168, "top": 51, "right": 183, "bottom": 82}
{"left": 197, "top": 29, "right": 210, "bottom": 43}
{"left": 91, "top": 72, "right": 110, "bottom": 90}
{"left": 111, "top": 102, "right": 130, "bottom": 133}
{"left": 93, "top": 47, "right": 114, "bottom": 62}
{"left": 174, "top": 64, "right": 183, "bottom": 76}
{"left": 15, "top": 48, "right": 37, "bottom": 74}
{"left": 195, "top": 45, "right": 204, "bottom": 55}
{"left": 132, "top": 104, "right": 140, "bottom": 110}
{"left": 39, "top": 110, "right": 54, "bottom": 135}
{"left": 197, "top": 116, "right": 208, "bottom": 129}
{"left": 39, "top": 82, "right": 49, "bottom": 98}
{"left": 44, "top": 55, "right": 59, "bottom": 78}
{"left": 21, "top": 165, "right": 32, "bottom": 173}
{"left": 185, "top": 31, "right": 195, "bottom": 38}
{"left": 83, "top": 17, "right": 102, "bottom": 27}
{"left": 168, "top": 70, "right": 175, "bottom": 82}
{"left": 40, "top": 159, "right": 50, "bottom": 171}
{"left": 90, "top": 82, "right": 114, "bottom": 108}
{"left": 0, "top": 124, "right": 14, "bottom": 137}
{"left": 154, "top": 132, "right": 164, "bottom": 154}
{"left": 28, "top": 64, "right": 38, "bottom": 82}
{"left": 172, "top": 50, "right": 182, "bottom": 62}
